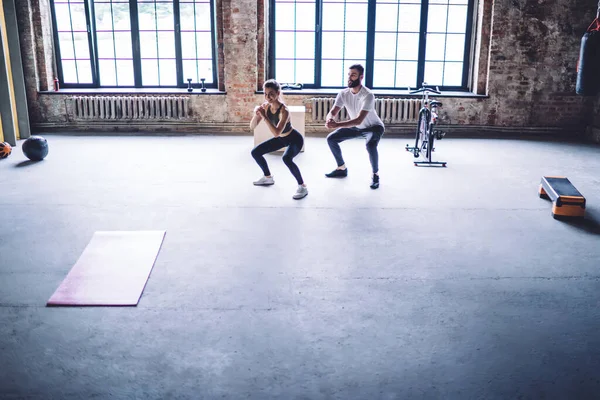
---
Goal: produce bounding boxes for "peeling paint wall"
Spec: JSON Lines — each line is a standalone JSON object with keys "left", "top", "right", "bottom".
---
{"left": 13, "top": 0, "right": 600, "bottom": 137}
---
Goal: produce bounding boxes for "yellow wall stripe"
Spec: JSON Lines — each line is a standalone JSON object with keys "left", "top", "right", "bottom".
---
{"left": 0, "top": 0, "right": 20, "bottom": 141}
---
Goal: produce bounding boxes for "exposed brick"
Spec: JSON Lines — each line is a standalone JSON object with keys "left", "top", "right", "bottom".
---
{"left": 13, "top": 0, "right": 596, "bottom": 135}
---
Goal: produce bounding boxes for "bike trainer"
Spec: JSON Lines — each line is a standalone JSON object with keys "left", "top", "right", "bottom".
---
{"left": 538, "top": 176, "right": 586, "bottom": 219}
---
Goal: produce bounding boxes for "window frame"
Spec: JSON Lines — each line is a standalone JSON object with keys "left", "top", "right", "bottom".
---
{"left": 49, "top": 0, "right": 218, "bottom": 89}
{"left": 268, "top": 0, "right": 476, "bottom": 91}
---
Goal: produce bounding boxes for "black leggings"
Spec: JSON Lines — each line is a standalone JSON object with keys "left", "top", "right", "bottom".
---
{"left": 251, "top": 129, "right": 304, "bottom": 185}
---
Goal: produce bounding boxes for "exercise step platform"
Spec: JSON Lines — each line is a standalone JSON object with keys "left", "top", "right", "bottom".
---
{"left": 538, "top": 176, "right": 586, "bottom": 219}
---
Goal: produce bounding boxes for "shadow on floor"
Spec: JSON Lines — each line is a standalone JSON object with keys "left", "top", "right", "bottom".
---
{"left": 14, "top": 160, "right": 40, "bottom": 168}
{"left": 561, "top": 207, "right": 600, "bottom": 235}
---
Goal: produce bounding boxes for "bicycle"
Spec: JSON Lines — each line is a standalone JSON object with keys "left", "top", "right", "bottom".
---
{"left": 405, "top": 84, "right": 447, "bottom": 167}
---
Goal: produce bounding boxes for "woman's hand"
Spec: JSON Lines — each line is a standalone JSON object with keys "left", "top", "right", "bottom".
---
{"left": 257, "top": 103, "right": 268, "bottom": 118}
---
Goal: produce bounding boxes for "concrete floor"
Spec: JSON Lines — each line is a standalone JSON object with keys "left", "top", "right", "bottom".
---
{"left": 1, "top": 133, "right": 600, "bottom": 399}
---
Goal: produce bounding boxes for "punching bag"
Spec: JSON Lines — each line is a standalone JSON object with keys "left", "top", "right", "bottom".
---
{"left": 576, "top": 18, "right": 600, "bottom": 95}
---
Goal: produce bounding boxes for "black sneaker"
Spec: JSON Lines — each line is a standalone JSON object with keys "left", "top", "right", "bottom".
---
{"left": 325, "top": 168, "right": 348, "bottom": 178}
{"left": 370, "top": 174, "right": 379, "bottom": 189}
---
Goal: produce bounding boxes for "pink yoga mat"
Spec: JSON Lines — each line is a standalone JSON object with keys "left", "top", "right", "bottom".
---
{"left": 47, "top": 231, "right": 166, "bottom": 306}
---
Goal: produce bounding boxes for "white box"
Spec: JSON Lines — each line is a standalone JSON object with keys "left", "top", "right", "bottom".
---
{"left": 253, "top": 105, "right": 305, "bottom": 153}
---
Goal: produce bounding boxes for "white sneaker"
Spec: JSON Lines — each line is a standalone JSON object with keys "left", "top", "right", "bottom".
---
{"left": 293, "top": 185, "right": 308, "bottom": 200}
{"left": 253, "top": 176, "right": 274, "bottom": 186}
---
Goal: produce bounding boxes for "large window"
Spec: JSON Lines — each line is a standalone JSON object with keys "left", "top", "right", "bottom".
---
{"left": 50, "top": 0, "right": 216, "bottom": 88}
{"left": 269, "top": 0, "right": 475, "bottom": 90}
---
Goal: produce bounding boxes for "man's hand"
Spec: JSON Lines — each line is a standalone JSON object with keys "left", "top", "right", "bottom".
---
{"left": 325, "top": 118, "right": 339, "bottom": 129}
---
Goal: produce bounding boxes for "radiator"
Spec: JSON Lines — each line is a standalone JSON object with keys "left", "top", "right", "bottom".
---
{"left": 308, "top": 97, "right": 422, "bottom": 124}
{"left": 68, "top": 96, "right": 189, "bottom": 120}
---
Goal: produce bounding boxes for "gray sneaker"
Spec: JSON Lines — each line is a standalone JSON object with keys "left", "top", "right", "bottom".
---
{"left": 253, "top": 176, "right": 274, "bottom": 186}
{"left": 293, "top": 185, "right": 308, "bottom": 200}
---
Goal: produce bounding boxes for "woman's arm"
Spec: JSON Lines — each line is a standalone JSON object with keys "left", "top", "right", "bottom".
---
{"left": 250, "top": 106, "right": 263, "bottom": 130}
{"left": 262, "top": 104, "right": 290, "bottom": 137}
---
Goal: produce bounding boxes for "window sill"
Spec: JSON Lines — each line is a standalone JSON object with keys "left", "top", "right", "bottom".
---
{"left": 274, "top": 88, "right": 488, "bottom": 99}
{"left": 39, "top": 88, "right": 226, "bottom": 95}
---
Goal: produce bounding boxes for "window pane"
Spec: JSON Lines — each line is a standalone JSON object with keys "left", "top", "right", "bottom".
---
{"left": 296, "top": 2, "right": 315, "bottom": 31}
{"left": 52, "top": 0, "right": 94, "bottom": 86}
{"left": 346, "top": 3, "right": 368, "bottom": 31}
{"left": 142, "top": 59, "right": 159, "bottom": 85}
{"left": 296, "top": 60, "right": 315, "bottom": 84}
{"left": 398, "top": 4, "right": 421, "bottom": 32}
{"left": 112, "top": 4, "right": 131, "bottom": 30}
{"left": 443, "top": 62, "right": 463, "bottom": 86}
{"left": 296, "top": 32, "right": 315, "bottom": 59}
{"left": 322, "top": 32, "right": 344, "bottom": 59}
{"left": 196, "top": 60, "right": 213, "bottom": 83}
{"left": 445, "top": 34, "right": 465, "bottom": 61}
{"left": 425, "top": 33, "right": 445, "bottom": 61}
{"left": 61, "top": 60, "right": 77, "bottom": 83}
{"left": 276, "top": 32, "right": 295, "bottom": 59}
{"left": 271, "top": 0, "right": 471, "bottom": 89}
{"left": 447, "top": 5, "right": 467, "bottom": 33}
{"left": 276, "top": 3, "right": 294, "bottom": 31}
{"left": 72, "top": 33, "right": 89, "bottom": 59}
{"left": 140, "top": 32, "right": 158, "bottom": 59}
{"left": 116, "top": 60, "right": 134, "bottom": 85}
{"left": 397, "top": 33, "right": 419, "bottom": 60}
{"left": 58, "top": 33, "right": 75, "bottom": 59}
{"left": 195, "top": 32, "right": 213, "bottom": 59}
{"left": 54, "top": 4, "right": 73, "bottom": 31}
{"left": 321, "top": 60, "right": 344, "bottom": 87}
{"left": 322, "top": 3, "right": 345, "bottom": 30}
{"left": 99, "top": 59, "right": 117, "bottom": 85}
{"left": 373, "top": 60, "right": 394, "bottom": 87}
{"left": 138, "top": 4, "right": 157, "bottom": 27}
{"left": 94, "top": 4, "right": 114, "bottom": 31}
{"left": 95, "top": 0, "right": 133, "bottom": 86}
{"left": 395, "top": 61, "right": 417, "bottom": 87}
{"left": 181, "top": 32, "right": 197, "bottom": 58}
{"left": 180, "top": 4, "right": 196, "bottom": 31}
{"left": 156, "top": 4, "right": 174, "bottom": 30}
{"left": 276, "top": 59, "right": 295, "bottom": 83}
{"left": 183, "top": 60, "right": 199, "bottom": 83}
{"left": 77, "top": 60, "right": 93, "bottom": 83}
{"left": 158, "top": 32, "right": 175, "bottom": 58}
{"left": 427, "top": 5, "right": 448, "bottom": 33}
{"left": 159, "top": 59, "right": 177, "bottom": 85}
{"left": 424, "top": 61, "right": 443, "bottom": 85}
{"left": 374, "top": 33, "right": 397, "bottom": 60}
{"left": 180, "top": 0, "right": 214, "bottom": 87}
{"left": 376, "top": 4, "right": 399, "bottom": 32}
{"left": 97, "top": 32, "right": 115, "bottom": 59}
{"left": 114, "top": 32, "right": 133, "bottom": 58}
{"left": 344, "top": 32, "right": 366, "bottom": 59}
{"left": 70, "top": 4, "right": 87, "bottom": 31}
{"left": 194, "top": 3, "right": 211, "bottom": 31}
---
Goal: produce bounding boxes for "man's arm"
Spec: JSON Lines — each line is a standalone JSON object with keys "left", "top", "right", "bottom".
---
{"left": 326, "top": 106, "right": 341, "bottom": 122}
{"left": 331, "top": 110, "right": 368, "bottom": 129}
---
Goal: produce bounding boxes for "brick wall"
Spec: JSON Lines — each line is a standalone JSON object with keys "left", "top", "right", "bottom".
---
{"left": 589, "top": 96, "right": 600, "bottom": 142}
{"left": 13, "top": 0, "right": 599, "bottom": 137}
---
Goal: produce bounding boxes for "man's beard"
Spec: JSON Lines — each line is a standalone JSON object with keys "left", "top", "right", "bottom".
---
{"left": 347, "top": 78, "right": 360, "bottom": 88}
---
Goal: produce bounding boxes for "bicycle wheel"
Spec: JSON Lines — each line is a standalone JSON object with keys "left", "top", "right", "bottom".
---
{"left": 414, "top": 109, "right": 430, "bottom": 158}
